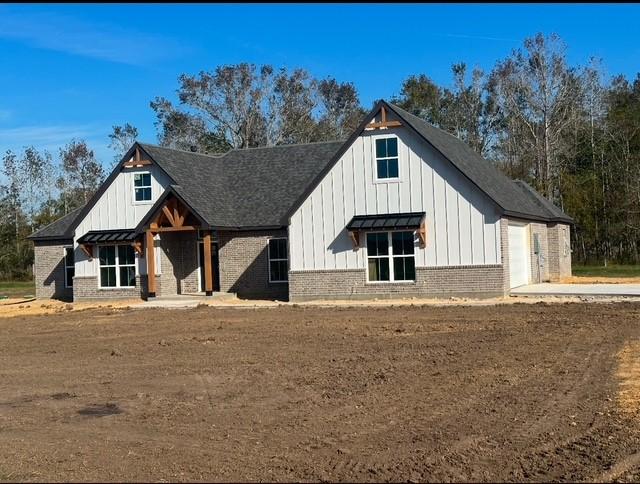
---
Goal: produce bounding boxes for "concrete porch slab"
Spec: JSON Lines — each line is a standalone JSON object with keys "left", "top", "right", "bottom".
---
{"left": 140, "top": 292, "right": 237, "bottom": 309}
{"left": 511, "top": 283, "right": 640, "bottom": 297}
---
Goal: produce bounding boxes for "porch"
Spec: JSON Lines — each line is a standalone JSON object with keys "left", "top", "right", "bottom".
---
{"left": 139, "top": 191, "right": 218, "bottom": 298}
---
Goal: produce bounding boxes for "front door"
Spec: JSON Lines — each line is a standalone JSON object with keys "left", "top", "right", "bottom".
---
{"left": 198, "top": 240, "right": 220, "bottom": 292}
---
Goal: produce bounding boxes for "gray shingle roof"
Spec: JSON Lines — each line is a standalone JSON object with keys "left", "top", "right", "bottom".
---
{"left": 385, "top": 102, "right": 572, "bottom": 223}
{"left": 31, "top": 99, "right": 572, "bottom": 241}
{"left": 27, "top": 206, "right": 83, "bottom": 241}
{"left": 513, "top": 180, "right": 573, "bottom": 223}
{"left": 139, "top": 141, "right": 344, "bottom": 228}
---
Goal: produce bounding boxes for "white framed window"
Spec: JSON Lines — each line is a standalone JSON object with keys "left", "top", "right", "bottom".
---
{"left": 133, "top": 172, "right": 152, "bottom": 202}
{"left": 367, "top": 231, "right": 416, "bottom": 282}
{"left": 64, "top": 246, "right": 74, "bottom": 288}
{"left": 268, "top": 238, "right": 288, "bottom": 283}
{"left": 99, "top": 245, "right": 136, "bottom": 288}
{"left": 374, "top": 136, "right": 399, "bottom": 180}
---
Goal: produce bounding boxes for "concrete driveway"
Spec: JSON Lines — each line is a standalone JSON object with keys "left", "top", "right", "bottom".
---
{"left": 511, "top": 283, "right": 640, "bottom": 297}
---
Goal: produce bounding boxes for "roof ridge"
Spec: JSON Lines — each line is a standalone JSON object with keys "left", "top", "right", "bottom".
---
{"left": 224, "top": 139, "right": 345, "bottom": 154}
{"left": 138, "top": 142, "right": 227, "bottom": 159}
{"left": 140, "top": 139, "right": 345, "bottom": 159}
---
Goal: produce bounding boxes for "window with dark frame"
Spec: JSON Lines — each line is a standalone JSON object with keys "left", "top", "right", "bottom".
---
{"left": 64, "top": 247, "right": 74, "bottom": 288}
{"left": 99, "top": 245, "right": 136, "bottom": 288}
{"left": 134, "top": 173, "right": 152, "bottom": 202}
{"left": 375, "top": 137, "right": 399, "bottom": 180}
{"left": 268, "top": 238, "right": 288, "bottom": 283}
{"left": 367, "top": 231, "right": 415, "bottom": 282}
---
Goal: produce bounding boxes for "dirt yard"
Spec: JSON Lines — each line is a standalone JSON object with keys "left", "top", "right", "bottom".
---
{"left": 2, "top": 302, "right": 640, "bottom": 482}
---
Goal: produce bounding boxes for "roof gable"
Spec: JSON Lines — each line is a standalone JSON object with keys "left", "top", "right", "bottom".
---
{"left": 285, "top": 100, "right": 572, "bottom": 224}
{"left": 139, "top": 141, "right": 344, "bottom": 229}
{"left": 34, "top": 99, "right": 572, "bottom": 240}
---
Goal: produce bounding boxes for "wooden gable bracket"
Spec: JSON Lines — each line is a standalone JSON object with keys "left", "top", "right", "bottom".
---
{"left": 123, "top": 146, "right": 152, "bottom": 168}
{"left": 131, "top": 240, "right": 143, "bottom": 256}
{"left": 417, "top": 218, "right": 427, "bottom": 249}
{"left": 80, "top": 243, "right": 94, "bottom": 260}
{"left": 348, "top": 230, "right": 360, "bottom": 250}
{"left": 366, "top": 105, "right": 403, "bottom": 130}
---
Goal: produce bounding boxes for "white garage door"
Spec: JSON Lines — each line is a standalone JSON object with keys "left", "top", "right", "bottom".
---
{"left": 508, "top": 223, "right": 531, "bottom": 289}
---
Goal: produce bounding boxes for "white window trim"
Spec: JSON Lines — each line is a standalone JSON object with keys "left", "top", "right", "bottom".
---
{"left": 63, "top": 246, "right": 74, "bottom": 288}
{"left": 98, "top": 244, "right": 137, "bottom": 289}
{"left": 366, "top": 230, "right": 416, "bottom": 283}
{"left": 132, "top": 171, "right": 152, "bottom": 205}
{"left": 268, "top": 237, "right": 288, "bottom": 283}
{"left": 373, "top": 134, "right": 400, "bottom": 183}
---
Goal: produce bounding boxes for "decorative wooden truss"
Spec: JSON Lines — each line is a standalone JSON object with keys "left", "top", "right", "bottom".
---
{"left": 123, "top": 146, "right": 152, "bottom": 168}
{"left": 144, "top": 196, "right": 214, "bottom": 297}
{"left": 365, "top": 105, "right": 403, "bottom": 130}
{"left": 148, "top": 196, "right": 195, "bottom": 232}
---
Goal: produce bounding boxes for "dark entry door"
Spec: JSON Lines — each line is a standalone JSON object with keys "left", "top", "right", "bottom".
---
{"left": 198, "top": 241, "right": 220, "bottom": 292}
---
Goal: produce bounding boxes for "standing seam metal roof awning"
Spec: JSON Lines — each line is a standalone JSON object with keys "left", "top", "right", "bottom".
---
{"left": 346, "top": 212, "right": 426, "bottom": 231}
{"left": 77, "top": 229, "right": 138, "bottom": 244}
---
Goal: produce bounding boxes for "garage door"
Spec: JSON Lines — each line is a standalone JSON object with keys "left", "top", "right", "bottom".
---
{"left": 508, "top": 223, "right": 531, "bottom": 289}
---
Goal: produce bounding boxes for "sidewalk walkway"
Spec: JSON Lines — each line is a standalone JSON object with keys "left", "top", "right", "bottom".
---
{"left": 511, "top": 283, "right": 640, "bottom": 297}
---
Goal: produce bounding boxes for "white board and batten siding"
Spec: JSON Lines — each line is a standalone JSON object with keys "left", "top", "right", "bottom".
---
{"left": 289, "top": 125, "right": 503, "bottom": 272}
{"left": 73, "top": 166, "right": 172, "bottom": 277}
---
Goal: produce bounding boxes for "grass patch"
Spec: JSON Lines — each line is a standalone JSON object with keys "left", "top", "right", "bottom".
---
{"left": 572, "top": 265, "right": 640, "bottom": 278}
{"left": 0, "top": 280, "right": 36, "bottom": 298}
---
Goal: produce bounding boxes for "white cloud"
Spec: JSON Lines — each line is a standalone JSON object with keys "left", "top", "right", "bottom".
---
{"left": 0, "top": 7, "right": 187, "bottom": 65}
{"left": 0, "top": 124, "right": 96, "bottom": 146}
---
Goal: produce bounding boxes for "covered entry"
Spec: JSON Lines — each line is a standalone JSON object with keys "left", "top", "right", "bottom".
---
{"left": 135, "top": 187, "right": 216, "bottom": 297}
{"left": 508, "top": 222, "right": 531, "bottom": 289}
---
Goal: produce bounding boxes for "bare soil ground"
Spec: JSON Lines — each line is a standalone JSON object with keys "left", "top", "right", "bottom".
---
{"left": 2, "top": 302, "right": 640, "bottom": 482}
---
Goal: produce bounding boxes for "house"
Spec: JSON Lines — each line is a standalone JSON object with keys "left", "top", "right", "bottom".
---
{"left": 28, "top": 100, "right": 573, "bottom": 302}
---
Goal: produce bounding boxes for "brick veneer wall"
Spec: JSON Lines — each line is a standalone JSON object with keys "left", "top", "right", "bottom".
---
{"left": 34, "top": 240, "right": 73, "bottom": 301}
{"left": 500, "top": 218, "right": 511, "bottom": 293}
{"left": 73, "top": 275, "right": 142, "bottom": 300}
{"left": 289, "top": 265, "right": 505, "bottom": 301}
{"left": 529, "top": 222, "right": 549, "bottom": 283}
{"left": 548, "top": 223, "right": 572, "bottom": 281}
{"left": 158, "top": 232, "right": 199, "bottom": 296}
{"left": 218, "top": 229, "right": 289, "bottom": 300}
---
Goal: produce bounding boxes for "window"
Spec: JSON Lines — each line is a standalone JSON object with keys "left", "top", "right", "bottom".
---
{"left": 375, "top": 137, "right": 399, "bottom": 180}
{"left": 64, "top": 246, "right": 74, "bottom": 288}
{"left": 367, "top": 231, "right": 415, "bottom": 282}
{"left": 268, "top": 238, "right": 288, "bottom": 283}
{"left": 133, "top": 173, "right": 152, "bottom": 202}
{"left": 99, "top": 245, "right": 136, "bottom": 288}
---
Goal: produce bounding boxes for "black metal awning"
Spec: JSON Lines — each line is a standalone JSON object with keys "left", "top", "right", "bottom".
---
{"left": 346, "top": 212, "right": 426, "bottom": 231}
{"left": 77, "top": 229, "right": 138, "bottom": 244}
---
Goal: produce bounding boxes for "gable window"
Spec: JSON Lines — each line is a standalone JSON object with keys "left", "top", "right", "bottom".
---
{"left": 375, "top": 137, "right": 399, "bottom": 180}
{"left": 133, "top": 173, "right": 152, "bottom": 202}
{"left": 99, "top": 245, "right": 136, "bottom": 288}
{"left": 64, "top": 246, "right": 74, "bottom": 288}
{"left": 268, "top": 238, "right": 288, "bottom": 283}
{"left": 367, "top": 231, "right": 415, "bottom": 282}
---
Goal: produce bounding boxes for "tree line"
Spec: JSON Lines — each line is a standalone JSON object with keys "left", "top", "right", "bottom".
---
{"left": 1, "top": 32, "right": 638, "bottom": 279}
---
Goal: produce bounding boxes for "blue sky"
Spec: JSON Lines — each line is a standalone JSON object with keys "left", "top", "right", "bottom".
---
{"left": 1, "top": 3, "right": 639, "bottom": 165}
